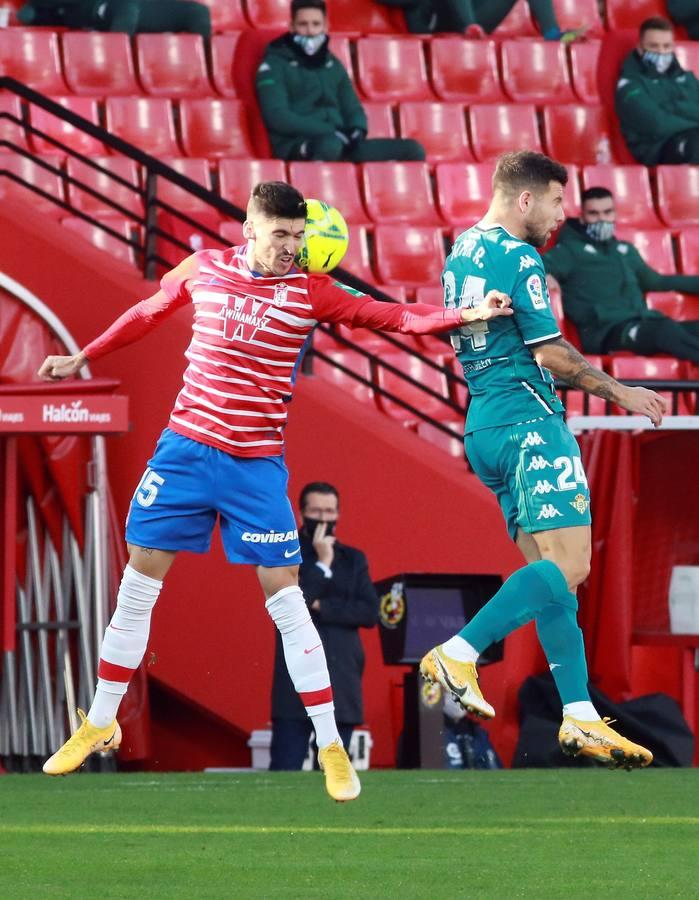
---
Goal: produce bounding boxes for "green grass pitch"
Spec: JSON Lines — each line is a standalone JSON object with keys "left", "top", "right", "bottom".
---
{"left": 1, "top": 769, "right": 696, "bottom": 899}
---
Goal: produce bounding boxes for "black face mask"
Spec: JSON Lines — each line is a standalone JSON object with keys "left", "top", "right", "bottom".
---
{"left": 302, "top": 517, "right": 336, "bottom": 537}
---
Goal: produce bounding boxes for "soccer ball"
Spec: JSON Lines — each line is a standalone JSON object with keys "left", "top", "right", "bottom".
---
{"left": 296, "top": 199, "right": 349, "bottom": 273}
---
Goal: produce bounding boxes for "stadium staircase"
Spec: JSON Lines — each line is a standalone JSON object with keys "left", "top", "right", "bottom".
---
{"left": 1, "top": 0, "right": 698, "bottom": 768}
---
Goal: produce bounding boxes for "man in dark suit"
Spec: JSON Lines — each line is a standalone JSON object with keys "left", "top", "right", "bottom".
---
{"left": 269, "top": 481, "right": 379, "bottom": 770}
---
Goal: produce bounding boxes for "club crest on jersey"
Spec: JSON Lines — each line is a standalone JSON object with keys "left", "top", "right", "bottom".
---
{"left": 570, "top": 493, "right": 590, "bottom": 515}
{"left": 219, "top": 294, "right": 270, "bottom": 342}
{"left": 273, "top": 282, "right": 288, "bottom": 307}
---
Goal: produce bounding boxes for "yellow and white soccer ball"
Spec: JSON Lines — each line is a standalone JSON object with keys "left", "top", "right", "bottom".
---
{"left": 296, "top": 198, "right": 349, "bottom": 273}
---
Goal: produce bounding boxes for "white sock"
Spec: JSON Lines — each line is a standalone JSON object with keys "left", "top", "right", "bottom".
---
{"left": 441, "top": 635, "right": 480, "bottom": 664}
{"left": 88, "top": 565, "right": 162, "bottom": 728}
{"left": 563, "top": 700, "right": 601, "bottom": 721}
{"left": 265, "top": 586, "right": 341, "bottom": 749}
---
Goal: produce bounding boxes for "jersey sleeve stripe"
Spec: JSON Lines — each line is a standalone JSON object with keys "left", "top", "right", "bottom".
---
{"left": 523, "top": 331, "right": 561, "bottom": 346}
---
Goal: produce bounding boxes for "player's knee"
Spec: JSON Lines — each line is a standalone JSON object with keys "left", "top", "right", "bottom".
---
{"left": 559, "top": 556, "right": 590, "bottom": 590}
{"left": 310, "top": 135, "right": 344, "bottom": 161}
{"left": 265, "top": 584, "right": 309, "bottom": 634}
{"left": 394, "top": 138, "right": 426, "bottom": 161}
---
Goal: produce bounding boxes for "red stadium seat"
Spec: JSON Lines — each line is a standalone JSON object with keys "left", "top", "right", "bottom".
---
{"left": 66, "top": 156, "right": 142, "bottom": 218}
{"left": 492, "top": 0, "right": 536, "bottom": 36}
{"left": 61, "top": 216, "right": 138, "bottom": 266}
{"left": 373, "top": 225, "right": 445, "bottom": 286}
{"left": 328, "top": 0, "right": 404, "bottom": 35}
{"left": 615, "top": 227, "right": 676, "bottom": 274}
{"left": 196, "top": 0, "right": 247, "bottom": 32}
{"left": 219, "top": 219, "right": 245, "bottom": 245}
{"left": 376, "top": 351, "right": 452, "bottom": 424}
{"left": 0, "top": 94, "right": 27, "bottom": 150}
{"left": 312, "top": 349, "right": 375, "bottom": 405}
{"left": 435, "top": 162, "right": 494, "bottom": 227}
{"left": 430, "top": 38, "right": 504, "bottom": 103}
{"left": 563, "top": 355, "right": 608, "bottom": 416}
{"left": 330, "top": 35, "right": 353, "bottom": 82}
{"left": 136, "top": 34, "right": 212, "bottom": 98}
{"left": 546, "top": 279, "right": 581, "bottom": 346}
{"left": 105, "top": 97, "right": 179, "bottom": 156}
{"left": 609, "top": 355, "right": 692, "bottom": 415}
{"left": 61, "top": 32, "right": 140, "bottom": 96}
{"left": 210, "top": 33, "right": 240, "bottom": 97}
{"left": 677, "top": 228, "right": 699, "bottom": 275}
{"left": 245, "top": 0, "right": 295, "bottom": 28}
{"left": 0, "top": 30, "right": 66, "bottom": 94}
{"left": 674, "top": 42, "right": 699, "bottom": 77}
{"left": 581, "top": 165, "right": 659, "bottom": 227}
{"left": 179, "top": 99, "right": 253, "bottom": 158}
{"left": 157, "top": 157, "right": 214, "bottom": 214}
{"left": 337, "top": 225, "right": 375, "bottom": 282}
{"left": 469, "top": 104, "right": 541, "bottom": 162}
{"left": 553, "top": 0, "right": 604, "bottom": 36}
{"left": 362, "top": 161, "right": 441, "bottom": 224}
{"left": 501, "top": 40, "right": 575, "bottom": 104}
{"left": 655, "top": 165, "right": 699, "bottom": 228}
{"left": 288, "top": 161, "right": 369, "bottom": 224}
{"left": 542, "top": 105, "right": 613, "bottom": 166}
{"left": 356, "top": 37, "right": 433, "bottom": 101}
{"left": 1, "top": 153, "right": 65, "bottom": 217}
{"left": 646, "top": 292, "right": 699, "bottom": 321}
{"left": 569, "top": 41, "right": 602, "bottom": 104}
{"left": 218, "top": 158, "right": 286, "bottom": 209}
{"left": 364, "top": 102, "right": 395, "bottom": 139}
{"left": 29, "top": 97, "right": 103, "bottom": 156}
{"left": 415, "top": 417, "right": 465, "bottom": 458}
{"left": 415, "top": 286, "right": 443, "bottom": 306}
{"left": 398, "top": 102, "right": 472, "bottom": 162}
{"left": 606, "top": 0, "right": 666, "bottom": 30}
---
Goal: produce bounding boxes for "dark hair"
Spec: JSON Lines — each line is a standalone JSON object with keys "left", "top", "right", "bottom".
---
{"left": 640, "top": 16, "right": 673, "bottom": 37}
{"left": 492, "top": 151, "right": 568, "bottom": 196}
{"left": 581, "top": 186, "right": 613, "bottom": 204}
{"left": 250, "top": 181, "right": 306, "bottom": 220}
{"left": 299, "top": 481, "right": 339, "bottom": 509}
{"left": 291, "top": 0, "right": 326, "bottom": 18}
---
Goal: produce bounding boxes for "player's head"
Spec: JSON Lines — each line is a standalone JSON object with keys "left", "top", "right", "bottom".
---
{"left": 299, "top": 481, "right": 339, "bottom": 535}
{"left": 639, "top": 16, "right": 674, "bottom": 69}
{"left": 492, "top": 151, "right": 568, "bottom": 247}
{"left": 291, "top": 0, "right": 327, "bottom": 37}
{"left": 580, "top": 187, "right": 616, "bottom": 242}
{"left": 244, "top": 181, "right": 307, "bottom": 277}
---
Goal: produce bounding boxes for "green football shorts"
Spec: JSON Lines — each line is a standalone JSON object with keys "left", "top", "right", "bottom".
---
{"left": 465, "top": 413, "right": 592, "bottom": 540}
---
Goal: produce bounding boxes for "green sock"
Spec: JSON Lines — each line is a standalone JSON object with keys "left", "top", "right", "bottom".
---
{"left": 535, "top": 597, "right": 591, "bottom": 705}
{"left": 459, "top": 559, "right": 573, "bottom": 652}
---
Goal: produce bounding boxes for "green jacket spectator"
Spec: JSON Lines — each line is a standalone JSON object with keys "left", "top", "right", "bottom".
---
{"left": 17, "top": 0, "right": 210, "bottom": 36}
{"left": 543, "top": 219, "right": 699, "bottom": 359}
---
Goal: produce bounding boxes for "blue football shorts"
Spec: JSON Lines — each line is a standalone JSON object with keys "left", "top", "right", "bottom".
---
{"left": 125, "top": 428, "right": 302, "bottom": 566}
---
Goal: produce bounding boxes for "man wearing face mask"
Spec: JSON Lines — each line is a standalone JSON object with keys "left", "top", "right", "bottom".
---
{"left": 255, "top": 0, "right": 425, "bottom": 162}
{"left": 616, "top": 16, "right": 699, "bottom": 165}
{"left": 269, "top": 482, "right": 379, "bottom": 770}
{"left": 543, "top": 187, "right": 699, "bottom": 360}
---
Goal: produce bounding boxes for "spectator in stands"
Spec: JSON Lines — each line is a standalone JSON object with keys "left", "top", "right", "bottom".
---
{"left": 543, "top": 186, "right": 699, "bottom": 362}
{"left": 269, "top": 482, "right": 379, "bottom": 770}
{"left": 616, "top": 16, "right": 699, "bottom": 165}
{"left": 374, "top": 0, "right": 585, "bottom": 40}
{"left": 17, "top": 0, "right": 211, "bottom": 37}
{"left": 256, "top": 0, "right": 425, "bottom": 162}
{"left": 667, "top": 0, "right": 699, "bottom": 41}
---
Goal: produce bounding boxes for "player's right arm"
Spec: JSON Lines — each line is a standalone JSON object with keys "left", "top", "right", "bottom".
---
{"left": 532, "top": 337, "right": 667, "bottom": 427}
{"left": 38, "top": 253, "right": 198, "bottom": 381}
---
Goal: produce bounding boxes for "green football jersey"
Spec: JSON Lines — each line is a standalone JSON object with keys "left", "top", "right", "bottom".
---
{"left": 443, "top": 223, "right": 564, "bottom": 434}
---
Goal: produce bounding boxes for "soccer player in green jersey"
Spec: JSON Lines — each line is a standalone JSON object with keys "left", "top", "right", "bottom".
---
{"left": 421, "top": 151, "right": 666, "bottom": 768}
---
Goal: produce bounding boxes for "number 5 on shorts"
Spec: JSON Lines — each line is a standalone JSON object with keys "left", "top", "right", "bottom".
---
{"left": 135, "top": 468, "right": 165, "bottom": 508}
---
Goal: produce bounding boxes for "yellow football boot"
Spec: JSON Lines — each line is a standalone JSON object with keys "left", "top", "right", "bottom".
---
{"left": 43, "top": 709, "right": 121, "bottom": 776}
{"left": 419, "top": 645, "right": 495, "bottom": 719}
{"left": 559, "top": 716, "right": 653, "bottom": 769}
{"left": 318, "top": 739, "right": 361, "bottom": 802}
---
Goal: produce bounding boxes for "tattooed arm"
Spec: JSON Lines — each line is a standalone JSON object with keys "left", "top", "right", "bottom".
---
{"left": 532, "top": 337, "right": 667, "bottom": 427}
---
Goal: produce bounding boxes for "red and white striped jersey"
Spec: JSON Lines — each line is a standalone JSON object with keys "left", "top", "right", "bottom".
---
{"left": 83, "top": 246, "right": 462, "bottom": 457}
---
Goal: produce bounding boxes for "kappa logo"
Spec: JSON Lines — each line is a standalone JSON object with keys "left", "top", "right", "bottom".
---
{"left": 537, "top": 504, "right": 564, "bottom": 521}
{"left": 502, "top": 239, "right": 524, "bottom": 254}
{"left": 521, "top": 431, "right": 546, "bottom": 449}
{"left": 532, "top": 480, "right": 558, "bottom": 496}
{"left": 518, "top": 254, "right": 538, "bottom": 272}
{"left": 219, "top": 294, "right": 271, "bottom": 342}
{"left": 526, "top": 455, "right": 553, "bottom": 471}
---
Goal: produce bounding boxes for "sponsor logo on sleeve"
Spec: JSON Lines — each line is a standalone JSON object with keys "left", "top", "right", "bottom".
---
{"left": 526, "top": 274, "right": 547, "bottom": 310}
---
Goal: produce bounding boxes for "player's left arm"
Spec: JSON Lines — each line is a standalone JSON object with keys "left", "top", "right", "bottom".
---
{"left": 310, "top": 278, "right": 513, "bottom": 335}
{"left": 532, "top": 337, "right": 666, "bottom": 427}
{"left": 313, "top": 551, "right": 379, "bottom": 629}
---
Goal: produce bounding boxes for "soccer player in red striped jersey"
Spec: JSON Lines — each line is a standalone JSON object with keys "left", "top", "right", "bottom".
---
{"left": 38, "top": 181, "right": 513, "bottom": 800}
